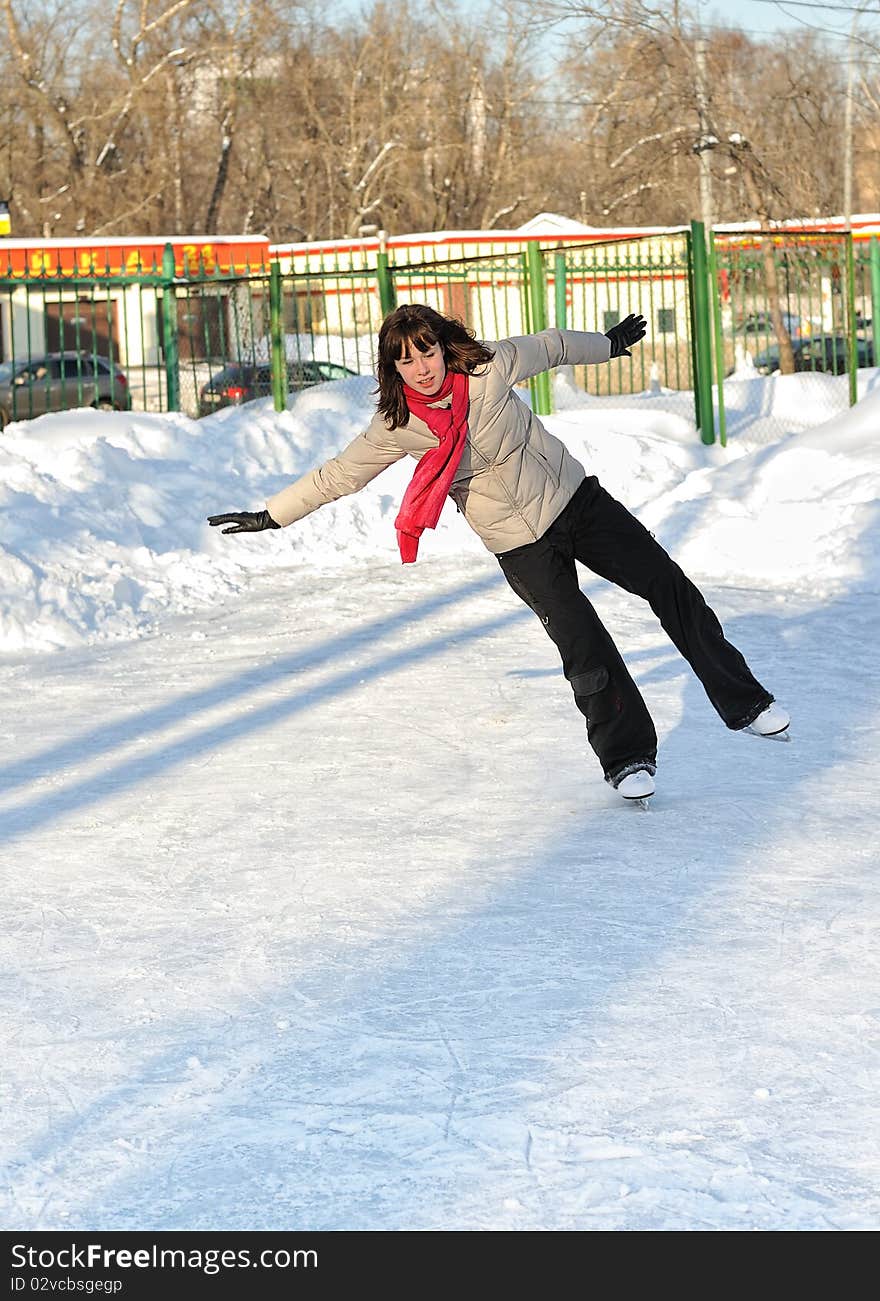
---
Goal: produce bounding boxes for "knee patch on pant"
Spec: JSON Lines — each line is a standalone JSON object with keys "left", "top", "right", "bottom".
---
{"left": 569, "top": 666, "right": 613, "bottom": 724}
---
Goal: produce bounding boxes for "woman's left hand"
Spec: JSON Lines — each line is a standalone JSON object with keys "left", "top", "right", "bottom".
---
{"left": 606, "top": 313, "right": 647, "bottom": 358}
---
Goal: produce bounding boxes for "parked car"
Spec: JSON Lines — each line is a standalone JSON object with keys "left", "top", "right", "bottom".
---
{"left": 198, "top": 358, "right": 360, "bottom": 415}
{"left": 734, "top": 310, "right": 807, "bottom": 340}
{"left": 0, "top": 352, "right": 131, "bottom": 428}
{"left": 748, "top": 334, "right": 875, "bottom": 376}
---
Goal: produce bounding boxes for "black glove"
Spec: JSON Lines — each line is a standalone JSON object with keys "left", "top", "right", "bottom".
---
{"left": 605, "top": 313, "right": 647, "bottom": 358}
{"left": 207, "top": 509, "right": 281, "bottom": 535}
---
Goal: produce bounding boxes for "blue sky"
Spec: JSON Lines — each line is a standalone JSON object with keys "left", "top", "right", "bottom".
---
{"left": 701, "top": 0, "right": 877, "bottom": 41}
{"left": 522, "top": 1, "right": 880, "bottom": 73}
{"left": 335, "top": 0, "right": 876, "bottom": 38}
{"left": 515, "top": 1, "right": 878, "bottom": 55}
{"left": 332, "top": 2, "right": 880, "bottom": 68}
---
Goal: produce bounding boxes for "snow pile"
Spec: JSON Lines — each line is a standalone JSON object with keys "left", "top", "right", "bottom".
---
{"left": 0, "top": 376, "right": 402, "bottom": 652}
{"left": 1, "top": 368, "right": 879, "bottom": 653}
{"left": 555, "top": 357, "right": 879, "bottom": 447}
{"left": 640, "top": 385, "right": 880, "bottom": 596}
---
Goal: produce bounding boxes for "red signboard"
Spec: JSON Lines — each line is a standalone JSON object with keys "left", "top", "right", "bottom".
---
{"left": 0, "top": 238, "right": 271, "bottom": 279}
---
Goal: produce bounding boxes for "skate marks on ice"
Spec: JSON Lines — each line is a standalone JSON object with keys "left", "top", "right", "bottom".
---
{"left": 1, "top": 570, "right": 879, "bottom": 1229}
{"left": 0, "top": 565, "right": 523, "bottom": 848}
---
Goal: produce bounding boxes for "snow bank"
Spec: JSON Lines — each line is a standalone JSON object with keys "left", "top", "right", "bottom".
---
{"left": 639, "top": 385, "right": 880, "bottom": 597}
{"left": 1, "top": 369, "right": 878, "bottom": 653}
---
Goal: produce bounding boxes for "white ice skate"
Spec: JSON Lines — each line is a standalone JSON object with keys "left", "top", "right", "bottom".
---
{"left": 616, "top": 769, "right": 656, "bottom": 803}
{"left": 746, "top": 702, "right": 791, "bottom": 741}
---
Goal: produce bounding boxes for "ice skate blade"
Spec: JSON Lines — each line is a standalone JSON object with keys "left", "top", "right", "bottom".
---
{"left": 622, "top": 794, "right": 653, "bottom": 810}
{"left": 746, "top": 725, "right": 792, "bottom": 742}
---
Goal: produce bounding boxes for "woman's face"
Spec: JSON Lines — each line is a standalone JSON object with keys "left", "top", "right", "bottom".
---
{"left": 394, "top": 339, "right": 447, "bottom": 395}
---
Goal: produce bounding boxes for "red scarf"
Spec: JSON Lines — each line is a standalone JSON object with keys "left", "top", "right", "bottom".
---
{"left": 395, "top": 370, "right": 470, "bottom": 563}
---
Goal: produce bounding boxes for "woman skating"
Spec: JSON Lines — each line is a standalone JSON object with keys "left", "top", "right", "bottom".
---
{"left": 208, "top": 303, "right": 789, "bottom": 801}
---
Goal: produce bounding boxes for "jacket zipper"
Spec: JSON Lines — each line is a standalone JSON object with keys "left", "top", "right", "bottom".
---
{"left": 468, "top": 439, "right": 539, "bottom": 541}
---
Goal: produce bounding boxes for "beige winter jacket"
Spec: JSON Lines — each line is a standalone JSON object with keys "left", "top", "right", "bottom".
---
{"left": 266, "top": 328, "right": 612, "bottom": 554}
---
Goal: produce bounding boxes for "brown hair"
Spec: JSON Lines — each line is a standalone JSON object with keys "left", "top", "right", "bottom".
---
{"left": 375, "top": 303, "right": 495, "bottom": 428}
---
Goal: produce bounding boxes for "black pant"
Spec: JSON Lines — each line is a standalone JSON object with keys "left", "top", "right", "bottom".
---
{"left": 496, "top": 476, "right": 773, "bottom": 784}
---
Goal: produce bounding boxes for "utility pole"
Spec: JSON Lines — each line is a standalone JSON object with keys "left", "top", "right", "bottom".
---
{"left": 843, "top": 11, "right": 857, "bottom": 229}
{"left": 694, "top": 35, "right": 714, "bottom": 232}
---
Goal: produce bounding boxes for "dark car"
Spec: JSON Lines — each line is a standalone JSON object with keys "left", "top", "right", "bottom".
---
{"left": 750, "top": 334, "right": 875, "bottom": 376}
{"left": 735, "top": 311, "right": 805, "bottom": 339}
{"left": 0, "top": 351, "right": 131, "bottom": 428}
{"left": 199, "top": 358, "right": 360, "bottom": 415}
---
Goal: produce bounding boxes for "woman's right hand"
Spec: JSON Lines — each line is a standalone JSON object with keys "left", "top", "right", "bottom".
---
{"left": 207, "top": 510, "right": 281, "bottom": 534}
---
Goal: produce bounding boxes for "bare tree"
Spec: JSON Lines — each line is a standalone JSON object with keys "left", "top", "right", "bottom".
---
{"left": 523, "top": 0, "right": 860, "bottom": 370}
{"left": 526, "top": 1, "right": 858, "bottom": 222}
{"left": 0, "top": 0, "right": 204, "bottom": 235}
{"left": 0, "top": 0, "right": 875, "bottom": 250}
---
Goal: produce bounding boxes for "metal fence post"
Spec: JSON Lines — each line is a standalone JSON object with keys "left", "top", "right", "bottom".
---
{"left": 269, "top": 262, "right": 286, "bottom": 413}
{"left": 161, "top": 242, "right": 180, "bottom": 412}
{"left": 525, "top": 240, "right": 552, "bottom": 415}
{"left": 871, "top": 237, "right": 880, "bottom": 368}
{"left": 554, "top": 252, "right": 567, "bottom": 329}
{"left": 707, "top": 229, "right": 727, "bottom": 447}
{"left": 685, "top": 229, "right": 702, "bottom": 434}
{"left": 689, "top": 219, "right": 716, "bottom": 445}
{"left": 376, "top": 230, "right": 396, "bottom": 317}
{"left": 845, "top": 231, "right": 858, "bottom": 407}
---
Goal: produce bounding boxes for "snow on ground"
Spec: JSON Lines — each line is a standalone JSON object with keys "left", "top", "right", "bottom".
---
{"left": 1, "top": 366, "right": 879, "bottom": 1230}
{"left": 3, "top": 367, "right": 878, "bottom": 654}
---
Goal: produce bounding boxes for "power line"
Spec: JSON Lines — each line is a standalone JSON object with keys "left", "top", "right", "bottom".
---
{"left": 696, "top": 25, "right": 879, "bottom": 51}
{"left": 547, "top": 9, "right": 880, "bottom": 45}
{"left": 747, "top": 0, "right": 878, "bottom": 10}
{"left": 764, "top": 4, "right": 880, "bottom": 50}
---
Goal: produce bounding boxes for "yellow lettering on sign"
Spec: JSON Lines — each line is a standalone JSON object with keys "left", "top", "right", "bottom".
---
{"left": 29, "top": 250, "right": 54, "bottom": 274}
{"left": 178, "top": 243, "right": 218, "bottom": 274}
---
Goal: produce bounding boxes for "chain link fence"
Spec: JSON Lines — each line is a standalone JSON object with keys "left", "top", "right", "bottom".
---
{"left": 710, "top": 229, "right": 877, "bottom": 445}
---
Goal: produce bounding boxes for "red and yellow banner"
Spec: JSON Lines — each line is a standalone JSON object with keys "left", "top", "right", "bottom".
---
{"left": 0, "top": 238, "right": 271, "bottom": 279}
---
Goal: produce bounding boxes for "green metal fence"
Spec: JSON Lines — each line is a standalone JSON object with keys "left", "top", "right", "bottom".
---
{"left": 548, "top": 233, "right": 695, "bottom": 393}
{"left": 0, "top": 230, "right": 877, "bottom": 440}
{"left": 705, "top": 227, "right": 876, "bottom": 445}
{"left": 387, "top": 240, "right": 542, "bottom": 407}
{"left": 274, "top": 245, "right": 386, "bottom": 377}
{"left": 0, "top": 243, "right": 276, "bottom": 424}
{"left": 381, "top": 231, "right": 701, "bottom": 425}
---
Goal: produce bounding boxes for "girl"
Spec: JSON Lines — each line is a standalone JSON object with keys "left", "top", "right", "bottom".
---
{"left": 208, "top": 303, "right": 789, "bottom": 802}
